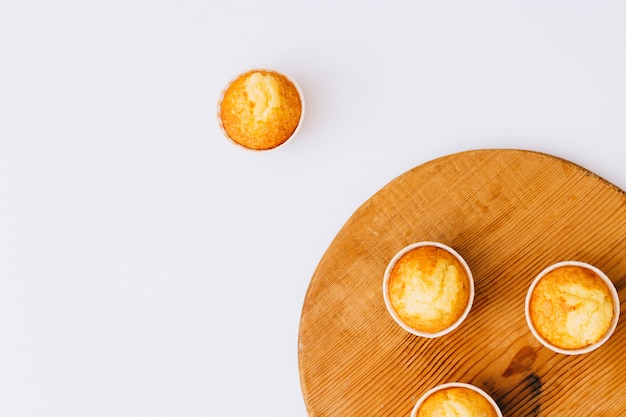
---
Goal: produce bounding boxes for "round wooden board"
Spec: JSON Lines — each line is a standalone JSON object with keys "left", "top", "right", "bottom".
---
{"left": 298, "top": 149, "right": 626, "bottom": 417}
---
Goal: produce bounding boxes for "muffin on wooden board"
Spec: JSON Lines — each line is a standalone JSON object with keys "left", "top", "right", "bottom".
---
{"left": 527, "top": 262, "right": 616, "bottom": 351}
{"left": 412, "top": 383, "right": 501, "bottom": 417}
{"left": 384, "top": 242, "right": 473, "bottom": 337}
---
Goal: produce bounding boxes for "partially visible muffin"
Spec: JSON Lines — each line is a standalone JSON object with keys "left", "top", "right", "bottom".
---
{"left": 386, "top": 244, "right": 471, "bottom": 335}
{"left": 414, "top": 385, "right": 499, "bottom": 417}
{"left": 218, "top": 69, "right": 303, "bottom": 150}
{"left": 527, "top": 264, "right": 615, "bottom": 350}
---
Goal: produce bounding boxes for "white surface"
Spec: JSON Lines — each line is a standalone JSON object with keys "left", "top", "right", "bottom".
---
{"left": 1, "top": 1, "right": 625, "bottom": 416}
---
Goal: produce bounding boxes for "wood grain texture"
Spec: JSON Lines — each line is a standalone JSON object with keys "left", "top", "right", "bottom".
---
{"left": 298, "top": 149, "right": 626, "bottom": 417}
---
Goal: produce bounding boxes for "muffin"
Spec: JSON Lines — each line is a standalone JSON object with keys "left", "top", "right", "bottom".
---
{"left": 383, "top": 242, "right": 474, "bottom": 337}
{"left": 526, "top": 261, "right": 618, "bottom": 353}
{"left": 412, "top": 383, "right": 501, "bottom": 417}
{"left": 218, "top": 69, "right": 303, "bottom": 150}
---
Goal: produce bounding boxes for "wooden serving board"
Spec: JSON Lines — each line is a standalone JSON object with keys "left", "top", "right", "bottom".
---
{"left": 298, "top": 149, "right": 626, "bottom": 417}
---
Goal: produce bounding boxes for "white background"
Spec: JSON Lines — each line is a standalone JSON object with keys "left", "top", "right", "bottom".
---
{"left": 1, "top": 1, "right": 625, "bottom": 416}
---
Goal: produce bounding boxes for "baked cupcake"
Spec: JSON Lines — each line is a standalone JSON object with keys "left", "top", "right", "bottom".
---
{"left": 412, "top": 383, "right": 502, "bottom": 417}
{"left": 526, "top": 261, "right": 619, "bottom": 354}
{"left": 218, "top": 68, "right": 303, "bottom": 151}
{"left": 383, "top": 242, "right": 474, "bottom": 337}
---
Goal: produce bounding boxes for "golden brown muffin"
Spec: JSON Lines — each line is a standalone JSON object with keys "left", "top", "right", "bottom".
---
{"left": 528, "top": 264, "right": 614, "bottom": 350}
{"left": 218, "top": 69, "right": 303, "bottom": 150}
{"left": 387, "top": 245, "right": 471, "bottom": 334}
{"left": 415, "top": 386, "right": 499, "bottom": 417}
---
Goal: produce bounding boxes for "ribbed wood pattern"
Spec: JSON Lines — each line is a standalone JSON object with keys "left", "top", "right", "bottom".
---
{"left": 298, "top": 149, "right": 626, "bottom": 417}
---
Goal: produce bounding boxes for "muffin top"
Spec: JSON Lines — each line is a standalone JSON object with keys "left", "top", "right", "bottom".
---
{"left": 219, "top": 69, "right": 302, "bottom": 150}
{"left": 415, "top": 386, "right": 499, "bottom": 417}
{"left": 528, "top": 264, "right": 614, "bottom": 350}
{"left": 387, "top": 245, "right": 471, "bottom": 334}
